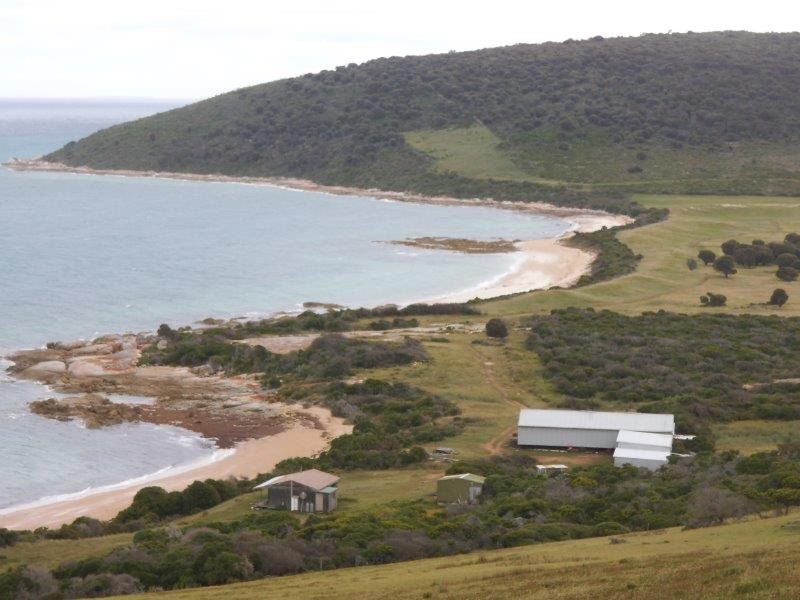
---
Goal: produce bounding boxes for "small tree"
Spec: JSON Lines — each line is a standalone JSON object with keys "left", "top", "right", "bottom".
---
{"left": 776, "top": 266, "right": 799, "bottom": 282}
{"left": 698, "top": 249, "right": 716, "bottom": 266}
{"left": 768, "top": 289, "right": 789, "bottom": 307}
{"left": 713, "top": 256, "right": 737, "bottom": 278}
{"left": 485, "top": 318, "right": 508, "bottom": 339}
{"left": 686, "top": 258, "right": 698, "bottom": 271}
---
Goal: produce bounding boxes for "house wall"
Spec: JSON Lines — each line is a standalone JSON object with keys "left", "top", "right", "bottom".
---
{"left": 264, "top": 483, "right": 337, "bottom": 512}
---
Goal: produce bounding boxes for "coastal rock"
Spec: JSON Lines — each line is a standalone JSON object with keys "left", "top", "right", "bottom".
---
{"left": 72, "top": 343, "right": 115, "bottom": 356}
{"left": 57, "top": 340, "right": 88, "bottom": 351}
{"left": 67, "top": 359, "right": 106, "bottom": 377}
{"left": 20, "top": 360, "right": 66, "bottom": 381}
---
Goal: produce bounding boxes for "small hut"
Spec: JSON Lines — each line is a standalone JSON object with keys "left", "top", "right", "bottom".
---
{"left": 253, "top": 469, "right": 340, "bottom": 513}
{"left": 437, "top": 473, "right": 485, "bottom": 504}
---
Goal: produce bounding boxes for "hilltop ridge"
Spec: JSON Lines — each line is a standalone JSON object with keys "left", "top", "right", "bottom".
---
{"left": 45, "top": 31, "right": 800, "bottom": 203}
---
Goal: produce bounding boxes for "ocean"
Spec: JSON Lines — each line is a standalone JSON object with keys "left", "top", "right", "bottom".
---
{"left": 0, "top": 100, "right": 571, "bottom": 512}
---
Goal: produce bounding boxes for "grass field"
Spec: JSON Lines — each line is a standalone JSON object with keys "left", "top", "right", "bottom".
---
{"left": 405, "top": 123, "right": 800, "bottom": 195}
{"left": 404, "top": 124, "right": 566, "bottom": 186}
{"left": 713, "top": 420, "right": 800, "bottom": 454}
{"left": 122, "top": 511, "right": 800, "bottom": 600}
{"left": 487, "top": 194, "right": 800, "bottom": 317}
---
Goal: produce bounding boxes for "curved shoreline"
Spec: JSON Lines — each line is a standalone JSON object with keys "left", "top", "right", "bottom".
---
{"left": 4, "top": 158, "right": 630, "bottom": 223}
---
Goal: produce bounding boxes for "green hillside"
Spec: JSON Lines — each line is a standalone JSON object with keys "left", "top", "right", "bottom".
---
{"left": 46, "top": 31, "right": 800, "bottom": 202}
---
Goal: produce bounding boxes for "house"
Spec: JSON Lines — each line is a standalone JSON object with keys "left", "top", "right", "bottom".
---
{"left": 517, "top": 409, "right": 675, "bottom": 450}
{"left": 437, "top": 473, "right": 486, "bottom": 504}
{"left": 253, "top": 469, "right": 340, "bottom": 513}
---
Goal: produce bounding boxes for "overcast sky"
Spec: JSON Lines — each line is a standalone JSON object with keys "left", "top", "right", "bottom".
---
{"left": 2, "top": 0, "right": 797, "bottom": 99}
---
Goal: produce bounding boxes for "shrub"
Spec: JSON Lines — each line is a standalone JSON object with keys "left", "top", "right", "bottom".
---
{"left": 721, "top": 239, "right": 740, "bottom": 256}
{"left": 698, "top": 249, "right": 716, "bottom": 265}
{"left": 485, "top": 318, "right": 509, "bottom": 339}
{"left": 775, "top": 253, "right": 800, "bottom": 268}
{"left": 182, "top": 481, "right": 222, "bottom": 513}
{"left": 768, "top": 289, "right": 789, "bottom": 307}
{"left": 700, "top": 292, "right": 727, "bottom": 307}
{"left": 686, "top": 258, "right": 698, "bottom": 271}
{"left": 776, "top": 266, "right": 799, "bottom": 282}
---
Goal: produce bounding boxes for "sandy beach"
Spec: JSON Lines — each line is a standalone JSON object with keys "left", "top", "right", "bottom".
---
{"left": 0, "top": 406, "right": 350, "bottom": 530}
{"left": 0, "top": 158, "right": 628, "bottom": 530}
{"left": 435, "top": 237, "right": 595, "bottom": 303}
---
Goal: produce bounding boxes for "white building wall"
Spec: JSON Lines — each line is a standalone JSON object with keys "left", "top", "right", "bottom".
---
{"left": 518, "top": 426, "right": 620, "bottom": 449}
{"left": 616, "top": 440, "right": 672, "bottom": 452}
{"left": 613, "top": 455, "right": 667, "bottom": 470}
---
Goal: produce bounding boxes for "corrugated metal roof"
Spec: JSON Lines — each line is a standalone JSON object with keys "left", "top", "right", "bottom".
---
{"left": 253, "top": 469, "right": 340, "bottom": 491}
{"left": 439, "top": 473, "right": 486, "bottom": 484}
{"left": 518, "top": 409, "right": 674, "bottom": 433}
{"left": 616, "top": 429, "right": 674, "bottom": 449}
{"left": 613, "top": 447, "right": 671, "bottom": 461}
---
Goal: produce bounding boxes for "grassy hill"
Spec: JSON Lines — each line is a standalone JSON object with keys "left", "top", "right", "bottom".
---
{"left": 46, "top": 32, "right": 800, "bottom": 202}
{"left": 124, "top": 511, "right": 800, "bottom": 599}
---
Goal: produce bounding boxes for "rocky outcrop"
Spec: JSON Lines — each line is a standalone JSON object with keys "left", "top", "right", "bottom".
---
{"left": 29, "top": 395, "right": 144, "bottom": 428}
{"left": 19, "top": 360, "right": 66, "bottom": 382}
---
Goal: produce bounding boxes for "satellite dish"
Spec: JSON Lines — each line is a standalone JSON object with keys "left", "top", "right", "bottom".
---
{"left": 299, "top": 491, "right": 307, "bottom": 500}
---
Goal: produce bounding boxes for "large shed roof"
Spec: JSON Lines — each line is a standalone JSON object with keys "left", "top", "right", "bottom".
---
{"left": 253, "top": 469, "right": 340, "bottom": 492}
{"left": 518, "top": 409, "right": 674, "bottom": 433}
{"left": 616, "top": 429, "right": 674, "bottom": 449}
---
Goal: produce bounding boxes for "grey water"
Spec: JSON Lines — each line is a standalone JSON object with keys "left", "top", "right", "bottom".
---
{"left": 0, "top": 99, "right": 572, "bottom": 511}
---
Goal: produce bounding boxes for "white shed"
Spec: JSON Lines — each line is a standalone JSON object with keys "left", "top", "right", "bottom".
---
{"left": 615, "top": 430, "right": 674, "bottom": 453}
{"left": 517, "top": 409, "right": 675, "bottom": 449}
{"left": 613, "top": 447, "right": 670, "bottom": 470}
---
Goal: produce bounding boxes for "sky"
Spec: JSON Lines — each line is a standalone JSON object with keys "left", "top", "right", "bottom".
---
{"left": 2, "top": 0, "right": 798, "bottom": 99}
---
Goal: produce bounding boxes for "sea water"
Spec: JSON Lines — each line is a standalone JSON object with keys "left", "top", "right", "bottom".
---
{"left": 0, "top": 100, "right": 571, "bottom": 511}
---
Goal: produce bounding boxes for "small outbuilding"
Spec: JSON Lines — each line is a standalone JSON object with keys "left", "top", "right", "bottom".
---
{"left": 437, "top": 473, "right": 486, "bottom": 504}
{"left": 253, "top": 468, "right": 340, "bottom": 513}
{"left": 536, "top": 464, "right": 569, "bottom": 474}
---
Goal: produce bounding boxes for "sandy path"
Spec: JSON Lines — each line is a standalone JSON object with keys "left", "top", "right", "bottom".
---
{"left": 0, "top": 407, "right": 351, "bottom": 530}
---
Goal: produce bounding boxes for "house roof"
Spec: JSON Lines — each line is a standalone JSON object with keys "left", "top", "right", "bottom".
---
{"left": 616, "top": 429, "right": 674, "bottom": 449}
{"left": 439, "top": 473, "right": 486, "bottom": 484}
{"left": 518, "top": 409, "right": 674, "bottom": 433}
{"left": 253, "top": 469, "right": 340, "bottom": 492}
{"left": 613, "top": 447, "right": 671, "bottom": 461}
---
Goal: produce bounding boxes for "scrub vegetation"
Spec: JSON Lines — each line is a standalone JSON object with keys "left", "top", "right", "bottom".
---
{"left": 2, "top": 449, "right": 799, "bottom": 597}
{"left": 48, "top": 32, "right": 800, "bottom": 204}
